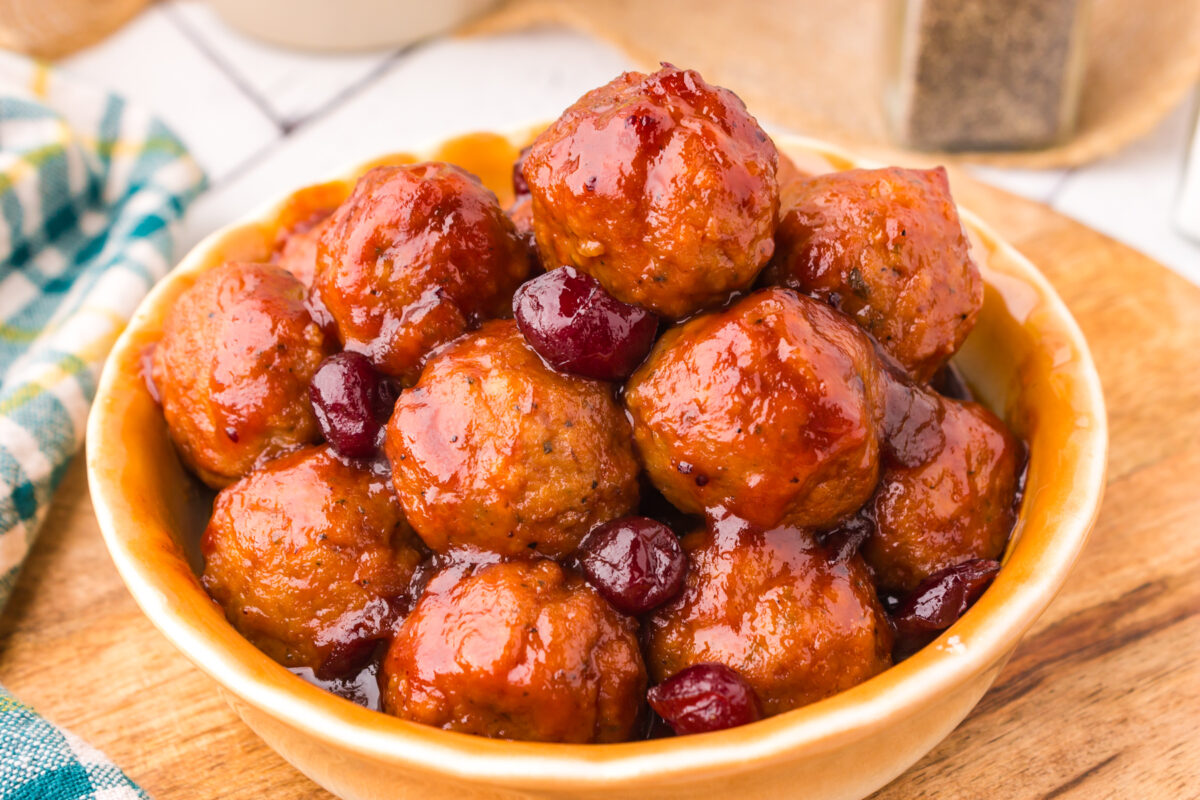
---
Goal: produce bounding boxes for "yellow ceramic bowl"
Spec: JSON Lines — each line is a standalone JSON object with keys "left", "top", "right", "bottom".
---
{"left": 86, "top": 132, "right": 1107, "bottom": 800}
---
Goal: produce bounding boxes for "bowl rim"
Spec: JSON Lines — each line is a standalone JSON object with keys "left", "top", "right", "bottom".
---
{"left": 86, "top": 130, "right": 1108, "bottom": 789}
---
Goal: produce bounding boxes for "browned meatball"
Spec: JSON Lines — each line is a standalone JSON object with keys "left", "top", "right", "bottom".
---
{"left": 275, "top": 215, "right": 329, "bottom": 287}
{"left": 624, "top": 288, "right": 883, "bottom": 530}
{"left": 524, "top": 64, "right": 779, "bottom": 319}
{"left": 762, "top": 166, "right": 982, "bottom": 382}
{"left": 152, "top": 261, "right": 330, "bottom": 488}
{"left": 507, "top": 193, "right": 541, "bottom": 273}
{"left": 865, "top": 392, "right": 1021, "bottom": 594}
{"left": 201, "top": 446, "right": 425, "bottom": 678}
{"left": 385, "top": 320, "right": 639, "bottom": 558}
{"left": 313, "top": 163, "right": 530, "bottom": 383}
{"left": 382, "top": 558, "right": 646, "bottom": 742}
{"left": 644, "top": 522, "right": 892, "bottom": 716}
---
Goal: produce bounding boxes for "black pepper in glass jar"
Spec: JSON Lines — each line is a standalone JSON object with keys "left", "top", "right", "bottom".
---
{"left": 887, "top": 0, "right": 1090, "bottom": 151}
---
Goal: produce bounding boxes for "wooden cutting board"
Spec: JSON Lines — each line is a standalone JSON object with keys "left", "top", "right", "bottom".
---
{"left": 0, "top": 174, "right": 1197, "bottom": 799}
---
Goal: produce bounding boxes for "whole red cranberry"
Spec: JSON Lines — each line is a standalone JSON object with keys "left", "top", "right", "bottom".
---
{"left": 892, "top": 559, "right": 1001, "bottom": 655}
{"left": 309, "top": 351, "right": 396, "bottom": 458}
{"left": 513, "top": 266, "right": 658, "bottom": 381}
{"left": 648, "top": 663, "right": 762, "bottom": 735}
{"left": 577, "top": 516, "right": 686, "bottom": 615}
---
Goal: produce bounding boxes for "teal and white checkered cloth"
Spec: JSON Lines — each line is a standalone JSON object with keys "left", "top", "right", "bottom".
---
{"left": 0, "top": 51, "right": 206, "bottom": 798}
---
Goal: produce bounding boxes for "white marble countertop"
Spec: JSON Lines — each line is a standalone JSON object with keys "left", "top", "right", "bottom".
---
{"left": 54, "top": 0, "right": 1200, "bottom": 285}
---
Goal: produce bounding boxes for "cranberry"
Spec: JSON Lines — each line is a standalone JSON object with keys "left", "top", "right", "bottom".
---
{"left": 309, "top": 351, "right": 396, "bottom": 458}
{"left": 881, "top": 372, "right": 946, "bottom": 469}
{"left": 892, "top": 559, "right": 1001, "bottom": 651}
{"left": 647, "top": 663, "right": 761, "bottom": 735}
{"left": 577, "top": 516, "right": 686, "bottom": 615}
{"left": 512, "top": 147, "right": 531, "bottom": 198}
{"left": 819, "top": 510, "right": 874, "bottom": 563}
{"left": 931, "top": 362, "right": 975, "bottom": 403}
{"left": 513, "top": 266, "right": 658, "bottom": 381}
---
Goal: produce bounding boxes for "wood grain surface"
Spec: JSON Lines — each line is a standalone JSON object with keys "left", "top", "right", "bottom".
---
{"left": 1, "top": 176, "right": 1197, "bottom": 799}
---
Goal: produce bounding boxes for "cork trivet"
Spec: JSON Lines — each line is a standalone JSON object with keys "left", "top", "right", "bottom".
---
{"left": 0, "top": 0, "right": 151, "bottom": 60}
{"left": 464, "top": 0, "right": 1200, "bottom": 168}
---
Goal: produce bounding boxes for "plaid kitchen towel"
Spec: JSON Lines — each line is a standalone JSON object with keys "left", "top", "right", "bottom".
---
{"left": 0, "top": 51, "right": 206, "bottom": 798}
{"left": 0, "top": 52, "right": 205, "bottom": 608}
{"left": 0, "top": 687, "right": 147, "bottom": 799}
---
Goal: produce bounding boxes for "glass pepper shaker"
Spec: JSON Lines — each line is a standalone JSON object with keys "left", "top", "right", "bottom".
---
{"left": 886, "top": 0, "right": 1091, "bottom": 151}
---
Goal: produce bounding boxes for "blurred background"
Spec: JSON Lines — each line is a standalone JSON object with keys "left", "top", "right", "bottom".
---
{"left": 1, "top": 0, "right": 1197, "bottom": 281}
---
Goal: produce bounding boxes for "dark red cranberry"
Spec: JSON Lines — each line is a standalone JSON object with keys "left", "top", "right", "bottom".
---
{"left": 513, "top": 266, "right": 658, "bottom": 381}
{"left": 309, "top": 351, "right": 395, "bottom": 459}
{"left": 512, "top": 147, "right": 531, "bottom": 198}
{"left": 930, "top": 362, "right": 975, "bottom": 403}
{"left": 892, "top": 559, "right": 1001, "bottom": 648}
{"left": 881, "top": 371, "right": 946, "bottom": 469}
{"left": 578, "top": 516, "right": 686, "bottom": 615}
{"left": 819, "top": 510, "right": 875, "bottom": 563}
{"left": 647, "top": 663, "right": 761, "bottom": 735}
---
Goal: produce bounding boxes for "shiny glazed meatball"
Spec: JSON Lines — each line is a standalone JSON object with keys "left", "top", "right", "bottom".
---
{"left": 313, "top": 163, "right": 530, "bottom": 383}
{"left": 152, "top": 261, "right": 330, "bottom": 488}
{"left": 385, "top": 320, "right": 640, "bottom": 558}
{"left": 382, "top": 558, "right": 646, "bottom": 742}
{"left": 524, "top": 64, "right": 779, "bottom": 319}
{"left": 275, "top": 215, "right": 330, "bottom": 287}
{"left": 865, "top": 395, "right": 1021, "bottom": 594}
{"left": 763, "top": 166, "right": 982, "bottom": 381}
{"left": 624, "top": 288, "right": 883, "bottom": 530}
{"left": 644, "top": 522, "right": 893, "bottom": 716}
{"left": 201, "top": 446, "right": 425, "bottom": 678}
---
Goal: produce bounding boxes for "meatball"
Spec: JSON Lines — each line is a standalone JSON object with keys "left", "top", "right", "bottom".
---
{"left": 524, "top": 64, "right": 779, "bottom": 319}
{"left": 865, "top": 393, "right": 1021, "bottom": 594}
{"left": 762, "top": 166, "right": 982, "bottom": 382}
{"left": 152, "top": 261, "right": 330, "bottom": 488}
{"left": 644, "top": 522, "right": 892, "bottom": 716}
{"left": 507, "top": 194, "right": 541, "bottom": 273}
{"left": 275, "top": 215, "right": 330, "bottom": 287}
{"left": 201, "top": 446, "right": 425, "bottom": 678}
{"left": 385, "top": 320, "right": 640, "bottom": 558}
{"left": 382, "top": 558, "right": 646, "bottom": 743}
{"left": 624, "top": 288, "right": 883, "bottom": 530}
{"left": 313, "top": 162, "right": 530, "bottom": 383}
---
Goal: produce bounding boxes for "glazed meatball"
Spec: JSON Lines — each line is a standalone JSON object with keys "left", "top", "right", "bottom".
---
{"left": 624, "top": 288, "right": 883, "bottom": 530}
{"left": 385, "top": 320, "right": 640, "bottom": 558}
{"left": 382, "top": 558, "right": 646, "bottom": 743}
{"left": 201, "top": 446, "right": 425, "bottom": 678}
{"left": 865, "top": 391, "right": 1021, "bottom": 594}
{"left": 506, "top": 194, "right": 541, "bottom": 273}
{"left": 524, "top": 64, "right": 779, "bottom": 319}
{"left": 644, "top": 522, "right": 892, "bottom": 716}
{"left": 313, "top": 163, "right": 530, "bottom": 383}
{"left": 762, "top": 166, "right": 982, "bottom": 382}
{"left": 275, "top": 215, "right": 330, "bottom": 287}
{"left": 152, "top": 261, "right": 330, "bottom": 488}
